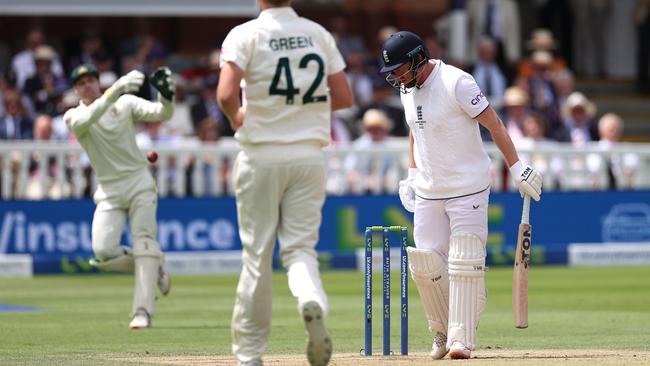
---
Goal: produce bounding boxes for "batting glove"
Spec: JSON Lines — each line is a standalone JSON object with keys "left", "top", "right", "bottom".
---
{"left": 105, "top": 70, "right": 145, "bottom": 102}
{"left": 398, "top": 168, "right": 417, "bottom": 212}
{"left": 150, "top": 66, "right": 175, "bottom": 101}
{"left": 509, "top": 161, "right": 543, "bottom": 201}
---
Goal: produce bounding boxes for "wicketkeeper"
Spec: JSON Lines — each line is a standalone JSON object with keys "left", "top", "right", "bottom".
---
{"left": 64, "top": 64, "right": 176, "bottom": 329}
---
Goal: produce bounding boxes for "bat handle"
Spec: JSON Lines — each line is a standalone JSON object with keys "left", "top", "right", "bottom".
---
{"left": 521, "top": 195, "right": 531, "bottom": 225}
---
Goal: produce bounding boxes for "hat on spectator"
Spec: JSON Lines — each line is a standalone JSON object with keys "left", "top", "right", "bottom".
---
{"left": 70, "top": 64, "right": 100, "bottom": 84}
{"left": 527, "top": 29, "right": 557, "bottom": 51}
{"left": 363, "top": 108, "right": 393, "bottom": 131}
{"left": 503, "top": 86, "right": 529, "bottom": 107}
{"left": 562, "top": 92, "right": 596, "bottom": 119}
{"left": 34, "top": 45, "right": 56, "bottom": 61}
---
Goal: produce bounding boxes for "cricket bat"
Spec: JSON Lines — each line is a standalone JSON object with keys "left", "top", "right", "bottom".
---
{"left": 513, "top": 194, "right": 532, "bottom": 328}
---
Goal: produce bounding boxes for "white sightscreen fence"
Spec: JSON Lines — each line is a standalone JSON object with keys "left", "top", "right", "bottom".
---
{"left": 0, "top": 0, "right": 258, "bottom": 16}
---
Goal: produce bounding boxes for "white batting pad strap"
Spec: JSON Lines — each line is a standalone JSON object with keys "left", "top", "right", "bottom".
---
{"left": 447, "top": 232, "right": 486, "bottom": 351}
{"left": 407, "top": 247, "right": 449, "bottom": 334}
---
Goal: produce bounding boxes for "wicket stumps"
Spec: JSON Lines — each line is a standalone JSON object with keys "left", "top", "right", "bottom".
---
{"left": 363, "top": 226, "right": 408, "bottom": 356}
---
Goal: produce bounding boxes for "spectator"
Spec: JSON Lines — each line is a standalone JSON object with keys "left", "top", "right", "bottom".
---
{"left": 25, "top": 115, "right": 72, "bottom": 199}
{"left": 0, "top": 89, "right": 33, "bottom": 140}
{"left": 555, "top": 92, "right": 598, "bottom": 145}
{"left": 51, "top": 89, "right": 78, "bottom": 141}
{"left": 191, "top": 77, "right": 233, "bottom": 137}
{"left": 357, "top": 76, "right": 407, "bottom": 137}
{"left": 329, "top": 15, "right": 367, "bottom": 59}
{"left": 466, "top": 0, "right": 521, "bottom": 78}
{"left": 528, "top": 50, "right": 560, "bottom": 129}
{"left": 501, "top": 86, "right": 530, "bottom": 146}
{"left": 344, "top": 109, "right": 397, "bottom": 194}
{"left": 595, "top": 113, "right": 640, "bottom": 189}
{"left": 518, "top": 29, "right": 568, "bottom": 79}
{"left": 470, "top": 37, "right": 507, "bottom": 112}
{"left": 22, "top": 45, "right": 69, "bottom": 116}
{"left": 158, "top": 75, "right": 194, "bottom": 139}
{"left": 10, "top": 28, "right": 64, "bottom": 90}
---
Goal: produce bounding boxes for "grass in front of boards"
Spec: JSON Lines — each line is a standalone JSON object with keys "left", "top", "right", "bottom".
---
{"left": 0, "top": 266, "right": 649, "bottom": 366}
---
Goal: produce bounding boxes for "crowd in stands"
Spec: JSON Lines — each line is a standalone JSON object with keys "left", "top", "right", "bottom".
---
{"left": 1, "top": 0, "right": 648, "bottom": 198}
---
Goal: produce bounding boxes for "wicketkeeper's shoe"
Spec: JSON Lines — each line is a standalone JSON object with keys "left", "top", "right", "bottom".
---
{"left": 157, "top": 266, "right": 171, "bottom": 296}
{"left": 430, "top": 332, "right": 449, "bottom": 359}
{"left": 448, "top": 341, "right": 471, "bottom": 359}
{"left": 301, "top": 301, "right": 332, "bottom": 366}
{"left": 129, "top": 307, "right": 151, "bottom": 329}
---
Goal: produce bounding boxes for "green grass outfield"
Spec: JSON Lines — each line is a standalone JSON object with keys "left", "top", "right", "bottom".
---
{"left": 1, "top": 266, "right": 649, "bottom": 365}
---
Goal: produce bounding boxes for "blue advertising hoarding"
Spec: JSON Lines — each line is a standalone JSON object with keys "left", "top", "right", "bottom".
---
{"left": 1, "top": 190, "right": 649, "bottom": 273}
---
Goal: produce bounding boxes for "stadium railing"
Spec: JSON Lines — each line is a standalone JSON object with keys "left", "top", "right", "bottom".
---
{"left": 1, "top": 138, "right": 649, "bottom": 200}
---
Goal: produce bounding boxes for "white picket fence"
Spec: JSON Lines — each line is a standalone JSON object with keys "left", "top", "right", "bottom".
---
{"left": 2, "top": 138, "right": 650, "bottom": 200}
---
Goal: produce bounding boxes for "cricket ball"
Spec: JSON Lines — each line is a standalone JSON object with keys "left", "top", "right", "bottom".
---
{"left": 146, "top": 150, "right": 158, "bottom": 163}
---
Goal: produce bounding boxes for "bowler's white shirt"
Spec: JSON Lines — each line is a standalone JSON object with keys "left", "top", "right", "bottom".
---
{"left": 402, "top": 60, "right": 491, "bottom": 199}
{"left": 64, "top": 95, "right": 173, "bottom": 185}
{"left": 220, "top": 7, "right": 346, "bottom": 147}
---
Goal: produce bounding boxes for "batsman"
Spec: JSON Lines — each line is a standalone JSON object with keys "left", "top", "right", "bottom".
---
{"left": 379, "top": 32, "right": 543, "bottom": 359}
{"left": 64, "top": 64, "right": 176, "bottom": 329}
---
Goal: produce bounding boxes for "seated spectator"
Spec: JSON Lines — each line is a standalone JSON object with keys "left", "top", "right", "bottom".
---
{"left": 470, "top": 36, "right": 507, "bottom": 112}
{"left": 0, "top": 89, "right": 33, "bottom": 140}
{"left": 551, "top": 69, "right": 576, "bottom": 135}
{"left": 554, "top": 92, "right": 599, "bottom": 145}
{"left": 589, "top": 113, "right": 640, "bottom": 189}
{"left": 191, "top": 77, "right": 233, "bottom": 137}
{"left": 344, "top": 109, "right": 397, "bottom": 194}
{"left": 22, "top": 45, "right": 69, "bottom": 116}
{"left": 501, "top": 86, "right": 530, "bottom": 146}
{"left": 25, "top": 115, "right": 72, "bottom": 200}
{"left": 357, "top": 76, "right": 407, "bottom": 137}
{"left": 528, "top": 50, "right": 560, "bottom": 128}
{"left": 518, "top": 29, "right": 568, "bottom": 79}
{"left": 10, "top": 27, "right": 65, "bottom": 90}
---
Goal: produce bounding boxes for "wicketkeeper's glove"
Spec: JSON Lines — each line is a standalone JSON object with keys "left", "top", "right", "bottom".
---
{"left": 105, "top": 70, "right": 145, "bottom": 102}
{"left": 150, "top": 66, "right": 175, "bottom": 101}
{"left": 509, "top": 161, "right": 543, "bottom": 201}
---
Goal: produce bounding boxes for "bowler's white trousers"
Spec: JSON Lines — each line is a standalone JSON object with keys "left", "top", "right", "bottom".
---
{"left": 231, "top": 142, "right": 329, "bottom": 363}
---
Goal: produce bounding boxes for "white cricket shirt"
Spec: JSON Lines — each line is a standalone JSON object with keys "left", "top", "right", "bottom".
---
{"left": 220, "top": 7, "right": 346, "bottom": 147}
{"left": 64, "top": 95, "right": 173, "bottom": 185}
{"left": 403, "top": 60, "right": 491, "bottom": 199}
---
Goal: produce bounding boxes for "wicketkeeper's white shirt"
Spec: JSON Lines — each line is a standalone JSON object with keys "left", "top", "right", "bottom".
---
{"left": 220, "top": 7, "right": 346, "bottom": 147}
{"left": 64, "top": 95, "right": 173, "bottom": 186}
{"left": 402, "top": 60, "right": 492, "bottom": 199}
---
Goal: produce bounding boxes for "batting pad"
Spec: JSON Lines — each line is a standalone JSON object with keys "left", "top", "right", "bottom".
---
{"left": 407, "top": 247, "right": 449, "bottom": 334}
{"left": 132, "top": 238, "right": 163, "bottom": 315}
{"left": 447, "top": 232, "right": 486, "bottom": 350}
{"left": 89, "top": 246, "right": 134, "bottom": 272}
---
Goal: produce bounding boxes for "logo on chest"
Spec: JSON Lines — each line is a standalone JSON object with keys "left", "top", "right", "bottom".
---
{"left": 415, "top": 105, "right": 426, "bottom": 129}
{"left": 109, "top": 107, "right": 121, "bottom": 118}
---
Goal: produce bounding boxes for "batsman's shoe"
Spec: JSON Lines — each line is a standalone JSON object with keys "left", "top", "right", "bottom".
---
{"left": 129, "top": 307, "right": 151, "bottom": 329}
{"left": 430, "top": 332, "right": 449, "bottom": 359}
{"left": 158, "top": 266, "right": 171, "bottom": 296}
{"left": 448, "top": 341, "right": 471, "bottom": 359}
{"left": 301, "top": 301, "right": 332, "bottom": 366}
